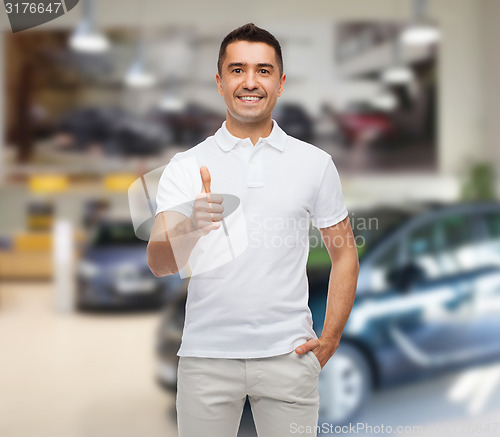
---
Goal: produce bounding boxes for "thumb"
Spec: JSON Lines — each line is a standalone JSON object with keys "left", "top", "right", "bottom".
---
{"left": 295, "top": 339, "right": 319, "bottom": 355}
{"left": 200, "top": 166, "right": 211, "bottom": 194}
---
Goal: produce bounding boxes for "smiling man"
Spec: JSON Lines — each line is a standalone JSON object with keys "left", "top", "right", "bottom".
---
{"left": 147, "top": 23, "right": 359, "bottom": 437}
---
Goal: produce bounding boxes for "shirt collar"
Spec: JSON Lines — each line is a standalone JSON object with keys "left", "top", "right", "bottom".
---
{"left": 214, "top": 119, "right": 287, "bottom": 152}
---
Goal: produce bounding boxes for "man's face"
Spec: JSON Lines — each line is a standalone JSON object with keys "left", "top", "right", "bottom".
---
{"left": 216, "top": 41, "right": 286, "bottom": 125}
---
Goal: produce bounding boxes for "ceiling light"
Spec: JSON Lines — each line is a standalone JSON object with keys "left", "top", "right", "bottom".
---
{"left": 382, "top": 34, "right": 414, "bottom": 85}
{"left": 125, "top": 61, "right": 157, "bottom": 88}
{"left": 158, "top": 94, "right": 186, "bottom": 112}
{"left": 371, "top": 93, "right": 397, "bottom": 111}
{"left": 401, "top": 0, "right": 440, "bottom": 46}
{"left": 382, "top": 66, "right": 414, "bottom": 84}
{"left": 401, "top": 24, "right": 440, "bottom": 46}
{"left": 69, "top": 0, "right": 109, "bottom": 53}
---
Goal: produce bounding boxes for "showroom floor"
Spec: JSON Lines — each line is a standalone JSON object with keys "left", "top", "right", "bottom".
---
{"left": 0, "top": 282, "right": 178, "bottom": 437}
{"left": 3, "top": 282, "right": 500, "bottom": 437}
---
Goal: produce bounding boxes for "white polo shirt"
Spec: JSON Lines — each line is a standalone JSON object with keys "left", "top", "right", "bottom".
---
{"left": 155, "top": 119, "right": 348, "bottom": 358}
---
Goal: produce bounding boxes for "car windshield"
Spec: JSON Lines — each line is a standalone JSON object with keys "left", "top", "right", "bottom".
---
{"left": 91, "top": 221, "right": 142, "bottom": 246}
{"left": 307, "top": 207, "right": 414, "bottom": 270}
{"left": 353, "top": 208, "right": 411, "bottom": 259}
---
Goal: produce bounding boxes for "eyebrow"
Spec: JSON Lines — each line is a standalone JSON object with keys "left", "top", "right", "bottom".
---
{"left": 227, "top": 62, "right": 275, "bottom": 71}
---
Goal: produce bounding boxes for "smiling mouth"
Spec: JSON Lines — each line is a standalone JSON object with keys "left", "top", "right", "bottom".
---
{"left": 237, "top": 96, "right": 263, "bottom": 102}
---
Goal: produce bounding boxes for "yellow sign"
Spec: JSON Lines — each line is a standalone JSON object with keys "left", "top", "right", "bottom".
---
{"left": 104, "top": 174, "right": 137, "bottom": 192}
{"left": 29, "top": 175, "right": 68, "bottom": 193}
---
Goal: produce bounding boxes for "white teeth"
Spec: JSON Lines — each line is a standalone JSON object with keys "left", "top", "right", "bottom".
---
{"left": 239, "top": 96, "right": 262, "bottom": 101}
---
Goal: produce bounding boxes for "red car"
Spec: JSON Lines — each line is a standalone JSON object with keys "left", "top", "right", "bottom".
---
{"left": 327, "top": 102, "right": 398, "bottom": 146}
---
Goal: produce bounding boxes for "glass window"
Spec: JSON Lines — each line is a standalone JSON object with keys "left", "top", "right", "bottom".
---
{"left": 407, "top": 213, "right": 475, "bottom": 281}
{"left": 371, "top": 240, "right": 400, "bottom": 292}
{"left": 92, "top": 221, "right": 143, "bottom": 246}
{"left": 374, "top": 241, "right": 399, "bottom": 270}
{"left": 352, "top": 208, "right": 410, "bottom": 260}
{"left": 485, "top": 212, "right": 500, "bottom": 240}
{"left": 409, "top": 223, "right": 435, "bottom": 258}
{"left": 436, "top": 214, "right": 473, "bottom": 251}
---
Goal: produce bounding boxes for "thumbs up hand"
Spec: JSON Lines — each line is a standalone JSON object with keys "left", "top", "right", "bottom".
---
{"left": 190, "top": 166, "right": 224, "bottom": 236}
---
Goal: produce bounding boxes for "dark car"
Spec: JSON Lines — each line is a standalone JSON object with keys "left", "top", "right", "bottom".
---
{"left": 54, "top": 106, "right": 173, "bottom": 156}
{"left": 76, "top": 219, "right": 185, "bottom": 311}
{"left": 149, "top": 102, "right": 226, "bottom": 147}
{"left": 155, "top": 202, "right": 500, "bottom": 424}
{"left": 273, "top": 102, "right": 314, "bottom": 144}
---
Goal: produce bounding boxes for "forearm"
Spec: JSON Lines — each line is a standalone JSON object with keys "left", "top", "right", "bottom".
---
{"left": 320, "top": 251, "right": 359, "bottom": 345}
{"left": 147, "top": 216, "right": 202, "bottom": 277}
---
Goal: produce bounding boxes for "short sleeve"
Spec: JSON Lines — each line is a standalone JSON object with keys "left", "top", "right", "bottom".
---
{"left": 155, "top": 156, "right": 194, "bottom": 218}
{"left": 310, "top": 157, "right": 348, "bottom": 229}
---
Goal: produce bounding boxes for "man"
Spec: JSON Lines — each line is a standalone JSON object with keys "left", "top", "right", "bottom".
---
{"left": 147, "top": 23, "right": 359, "bottom": 437}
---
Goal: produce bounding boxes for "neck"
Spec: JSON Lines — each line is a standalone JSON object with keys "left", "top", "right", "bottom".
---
{"left": 225, "top": 114, "right": 273, "bottom": 145}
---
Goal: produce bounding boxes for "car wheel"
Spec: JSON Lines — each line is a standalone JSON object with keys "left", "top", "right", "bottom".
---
{"left": 318, "top": 343, "right": 373, "bottom": 425}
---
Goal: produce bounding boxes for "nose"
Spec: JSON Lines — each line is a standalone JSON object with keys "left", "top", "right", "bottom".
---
{"left": 242, "top": 71, "right": 258, "bottom": 90}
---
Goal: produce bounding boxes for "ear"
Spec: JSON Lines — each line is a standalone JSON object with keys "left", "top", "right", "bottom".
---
{"left": 216, "top": 72, "right": 223, "bottom": 96}
{"left": 278, "top": 73, "right": 286, "bottom": 97}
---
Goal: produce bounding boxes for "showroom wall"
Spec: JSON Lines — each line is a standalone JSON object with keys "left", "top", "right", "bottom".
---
{"left": 481, "top": 0, "right": 500, "bottom": 185}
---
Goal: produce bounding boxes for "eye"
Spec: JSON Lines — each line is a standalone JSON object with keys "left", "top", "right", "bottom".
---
{"left": 232, "top": 68, "right": 242, "bottom": 73}
{"left": 260, "top": 69, "right": 270, "bottom": 74}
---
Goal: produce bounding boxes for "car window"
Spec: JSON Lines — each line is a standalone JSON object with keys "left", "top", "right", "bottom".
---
{"left": 484, "top": 212, "right": 500, "bottom": 240}
{"left": 475, "top": 211, "right": 500, "bottom": 269}
{"left": 92, "top": 222, "right": 143, "bottom": 246}
{"left": 307, "top": 208, "right": 410, "bottom": 268}
{"left": 436, "top": 214, "right": 473, "bottom": 250}
{"left": 353, "top": 208, "right": 409, "bottom": 260}
{"left": 407, "top": 213, "right": 475, "bottom": 281}
{"left": 375, "top": 241, "right": 399, "bottom": 269}
{"left": 409, "top": 223, "right": 435, "bottom": 258}
{"left": 371, "top": 240, "right": 400, "bottom": 292}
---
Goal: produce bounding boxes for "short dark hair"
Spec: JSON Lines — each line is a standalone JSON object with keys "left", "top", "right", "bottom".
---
{"left": 217, "top": 23, "right": 283, "bottom": 77}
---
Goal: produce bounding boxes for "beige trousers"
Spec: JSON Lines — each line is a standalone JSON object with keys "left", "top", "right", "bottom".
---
{"left": 176, "top": 350, "right": 321, "bottom": 437}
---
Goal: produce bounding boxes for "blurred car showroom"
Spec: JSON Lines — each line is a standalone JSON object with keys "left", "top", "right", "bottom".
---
{"left": 1, "top": 1, "right": 500, "bottom": 436}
